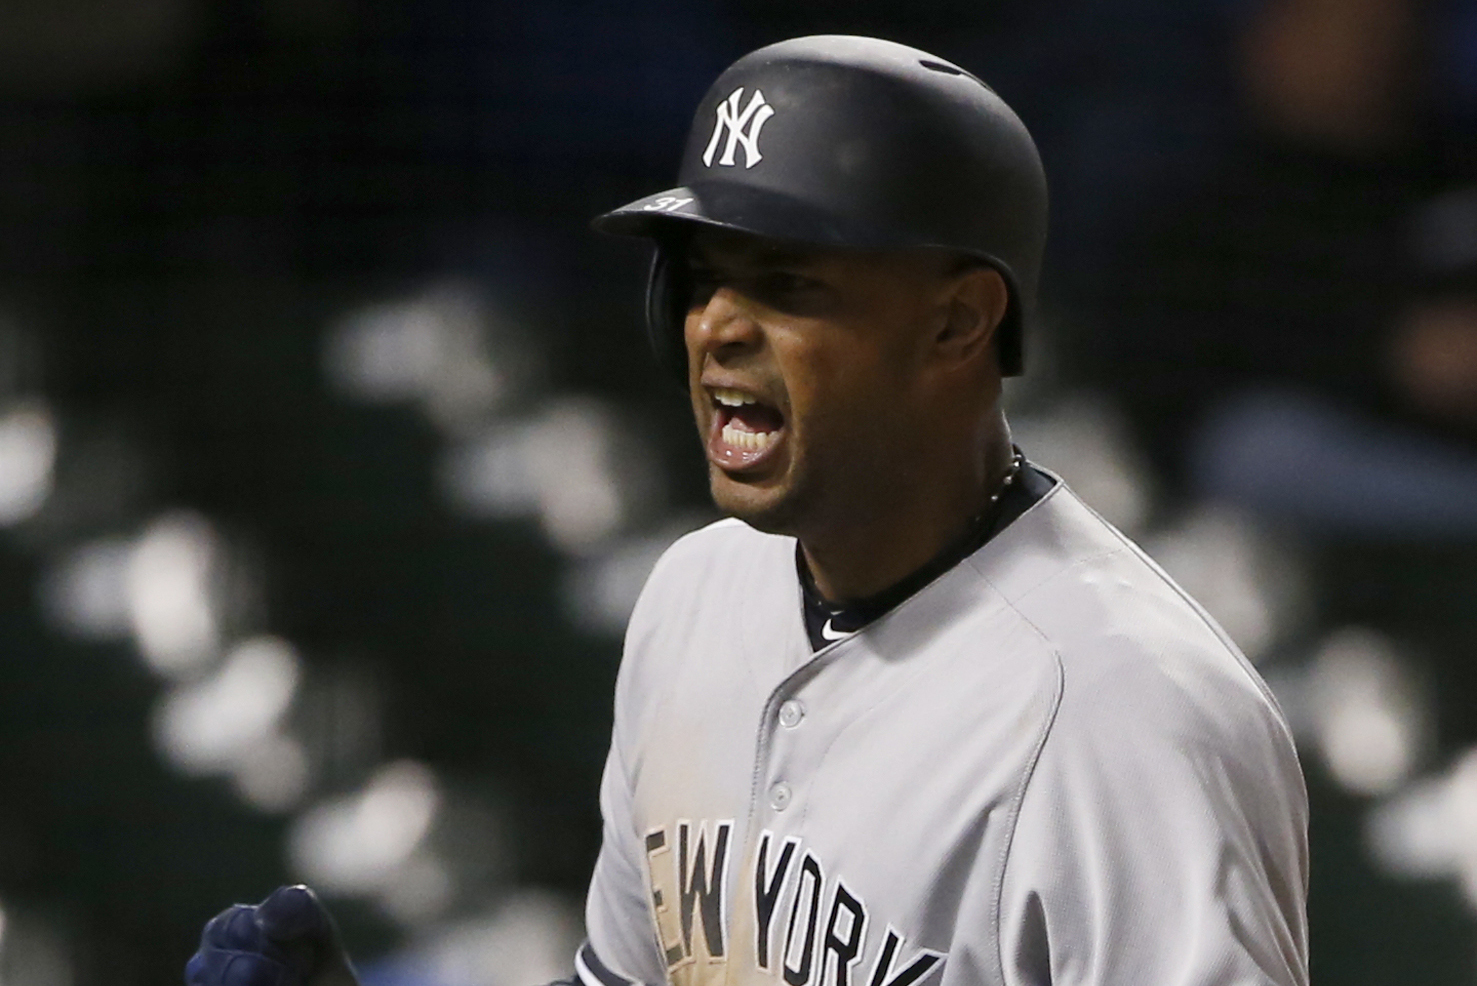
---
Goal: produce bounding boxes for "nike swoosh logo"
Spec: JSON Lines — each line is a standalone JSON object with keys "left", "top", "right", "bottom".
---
{"left": 820, "top": 619, "right": 849, "bottom": 641}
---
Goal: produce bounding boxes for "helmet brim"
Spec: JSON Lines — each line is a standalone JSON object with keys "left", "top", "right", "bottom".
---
{"left": 592, "top": 182, "right": 907, "bottom": 250}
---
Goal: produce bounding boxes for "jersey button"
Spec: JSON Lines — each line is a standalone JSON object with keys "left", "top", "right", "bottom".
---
{"left": 769, "top": 782, "right": 793, "bottom": 811}
{"left": 779, "top": 699, "right": 805, "bottom": 728}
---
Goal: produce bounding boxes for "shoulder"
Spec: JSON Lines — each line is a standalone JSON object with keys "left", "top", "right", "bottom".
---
{"left": 613, "top": 516, "right": 794, "bottom": 710}
{"left": 629, "top": 516, "right": 786, "bottom": 616}
{"left": 986, "top": 487, "right": 1308, "bottom": 956}
{"left": 974, "top": 482, "right": 1298, "bottom": 772}
{"left": 648, "top": 515, "right": 771, "bottom": 567}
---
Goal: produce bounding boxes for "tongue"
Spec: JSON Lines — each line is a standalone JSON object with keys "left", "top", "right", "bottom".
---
{"left": 730, "top": 402, "right": 784, "bottom": 433}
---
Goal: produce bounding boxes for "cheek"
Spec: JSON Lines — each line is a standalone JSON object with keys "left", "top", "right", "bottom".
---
{"left": 769, "top": 334, "right": 831, "bottom": 415}
{"left": 780, "top": 340, "right": 886, "bottom": 436}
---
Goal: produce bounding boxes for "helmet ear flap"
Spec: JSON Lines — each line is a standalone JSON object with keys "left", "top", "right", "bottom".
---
{"left": 997, "top": 301, "right": 1024, "bottom": 377}
{"left": 645, "top": 242, "right": 692, "bottom": 390}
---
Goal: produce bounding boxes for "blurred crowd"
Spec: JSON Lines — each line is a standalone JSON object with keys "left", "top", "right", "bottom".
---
{"left": 0, "top": 0, "right": 1475, "bottom": 984}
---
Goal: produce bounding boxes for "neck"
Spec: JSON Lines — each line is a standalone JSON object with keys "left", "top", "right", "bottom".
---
{"left": 801, "top": 415, "right": 1015, "bottom": 603}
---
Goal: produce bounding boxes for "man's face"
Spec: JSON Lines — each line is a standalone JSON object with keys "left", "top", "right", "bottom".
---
{"left": 683, "top": 227, "right": 960, "bottom": 536}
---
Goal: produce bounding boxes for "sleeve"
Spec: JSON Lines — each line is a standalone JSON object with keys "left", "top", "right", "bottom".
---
{"left": 579, "top": 534, "right": 709, "bottom": 986}
{"left": 579, "top": 706, "right": 667, "bottom": 986}
{"left": 997, "top": 657, "right": 1310, "bottom": 986}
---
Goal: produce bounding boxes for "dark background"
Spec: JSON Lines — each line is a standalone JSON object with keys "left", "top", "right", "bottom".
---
{"left": 0, "top": 0, "right": 1476, "bottom": 983}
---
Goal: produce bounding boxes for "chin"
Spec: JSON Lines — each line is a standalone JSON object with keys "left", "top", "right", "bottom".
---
{"left": 708, "top": 469, "right": 801, "bottom": 535}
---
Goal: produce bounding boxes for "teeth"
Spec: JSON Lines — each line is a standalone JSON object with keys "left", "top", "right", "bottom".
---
{"left": 713, "top": 388, "right": 758, "bottom": 407}
{"left": 722, "top": 421, "right": 779, "bottom": 450}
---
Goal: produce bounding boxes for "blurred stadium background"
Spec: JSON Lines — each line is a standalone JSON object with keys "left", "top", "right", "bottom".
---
{"left": 0, "top": 0, "right": 1475, "bottom": 983}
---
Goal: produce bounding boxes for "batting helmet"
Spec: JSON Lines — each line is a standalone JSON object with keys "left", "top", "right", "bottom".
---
{"left": 593, "top": 35, "right": 1048, "bottom": 382}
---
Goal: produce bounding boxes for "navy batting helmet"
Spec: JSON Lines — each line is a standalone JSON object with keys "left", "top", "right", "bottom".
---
{"left": 593, "top": 35, "right": 1049, "bottom": 382}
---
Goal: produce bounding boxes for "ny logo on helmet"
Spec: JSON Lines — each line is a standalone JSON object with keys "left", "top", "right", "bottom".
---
{"left": 702, "top": 88, "right": 775, "bottom": 169}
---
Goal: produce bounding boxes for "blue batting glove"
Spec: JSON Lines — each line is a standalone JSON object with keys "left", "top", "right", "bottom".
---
{"left": 186, "top": 885, "right": 360, "bottom": 986}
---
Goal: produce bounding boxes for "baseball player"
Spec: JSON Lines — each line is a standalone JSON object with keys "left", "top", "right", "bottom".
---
{"left": 188, "top": 36, "right": 1309, "bottom": 986}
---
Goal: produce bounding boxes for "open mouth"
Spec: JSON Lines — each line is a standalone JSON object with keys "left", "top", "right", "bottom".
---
{"left": 708, "top": 386, "right": 787, "bottom": 469}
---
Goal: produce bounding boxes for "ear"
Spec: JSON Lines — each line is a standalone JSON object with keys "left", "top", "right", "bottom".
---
{"left": 933, "top": 265, "right": 1010, "bottom": 369}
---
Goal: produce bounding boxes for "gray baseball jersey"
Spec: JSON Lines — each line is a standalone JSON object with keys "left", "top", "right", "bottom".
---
{"left": 576, "top": 476, "right": 1309, "bottom": 986}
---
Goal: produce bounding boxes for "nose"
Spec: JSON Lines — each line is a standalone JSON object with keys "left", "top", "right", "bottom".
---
{"left": 686, "top": 285, "right": 764, "bottom": 364}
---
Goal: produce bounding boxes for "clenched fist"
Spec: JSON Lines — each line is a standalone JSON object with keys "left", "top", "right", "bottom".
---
{"left": 186, "top": 885, "right": 360, "bottom": 986}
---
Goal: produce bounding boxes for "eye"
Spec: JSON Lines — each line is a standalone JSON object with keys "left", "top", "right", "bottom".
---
{"left": 686, "top": 266, "right": 719, "bottom": 306}
{"left": 749, "top": 272, "right": 832, "bottom": 315}
{"left": 761, "top": 272, "right": 823, "bottom": 296}
{"left": 680, "top": 264, "right": 829, "bottom": 314}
